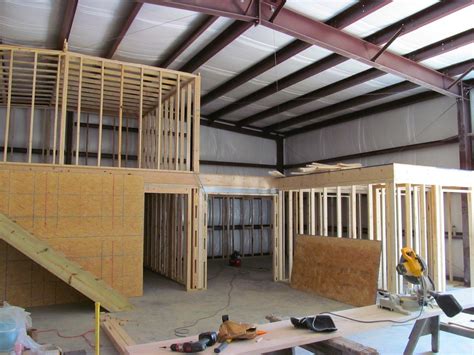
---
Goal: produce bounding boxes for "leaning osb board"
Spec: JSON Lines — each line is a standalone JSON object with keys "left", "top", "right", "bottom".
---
{"left": 291, "top": 235, "right": 381, "bottom": 306}
{"left": 0, "top": 167, "right": 144, "bottom": 308}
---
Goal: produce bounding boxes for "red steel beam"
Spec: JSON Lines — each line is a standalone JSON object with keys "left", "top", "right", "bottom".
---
{"left": 158, "top": 15, "right": 217, "bottom": 68}
{"left": 238, "top": 29, "right": 474, "bottom": 127}
{"left": 179, "top": 20, "right": 253, "bottom": 73}
{"left": 261, "top": 7, "right": 459, "bottom": 97}
{"left": 137, "top": 0, "right": 258, "bottom": 22}
{"left": 266, "top": 81, "right": 419, "bottom": 132}
{"left": 407, "top": 28, "right": 474, "bottom": 62}
{"left": 325, "top": 0, "right": 392, "bottom": 29}
{"left": 57, "top": 0, "right": 79, "bottom": 49}
{"left": 201, "top": 40, "right": 311, "bottom": 106}
{"left": 201, "top": 0, "right": 391, "bottom": 108}
{"left": 210, "top": 0, "right": 469, "bottom": 122}
{"left": 105, "top": 2, "right": 143, "bottom": 59}
{"left": 282, "top": 60, "right": 472, "bottom": 136}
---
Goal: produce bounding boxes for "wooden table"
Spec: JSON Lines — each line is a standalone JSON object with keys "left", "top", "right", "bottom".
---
{"left": 126, "top": 288, "right": 473, "bottom": 355}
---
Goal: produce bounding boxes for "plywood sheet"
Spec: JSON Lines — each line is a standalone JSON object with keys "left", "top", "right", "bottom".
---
{"left": 291, "top": 235, "right": 381, "bottom": 306}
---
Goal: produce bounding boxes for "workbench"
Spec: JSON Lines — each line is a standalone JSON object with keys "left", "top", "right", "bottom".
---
{"left": 125, "top": 288, "right": 473, "bottom": 355}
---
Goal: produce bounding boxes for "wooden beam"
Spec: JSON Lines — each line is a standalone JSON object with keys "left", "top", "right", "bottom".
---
{"left": 0, "top": 213, "right": 132, "bottom": 312}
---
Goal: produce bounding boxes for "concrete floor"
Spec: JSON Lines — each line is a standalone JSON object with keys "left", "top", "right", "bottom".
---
{"left": 28, "top": 257, "right": 473, "bottom": 354}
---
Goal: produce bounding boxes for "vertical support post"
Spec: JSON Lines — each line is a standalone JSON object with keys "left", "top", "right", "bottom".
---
{"left": 420, "top": 185, "right": 428, "bottom": 263}
{"left": 386, "top": 183, "right": 398, "bottom": 293}
{"left": 59, "top": 53, "right": 70, "bottom": 164}
{"left": 457, "top": 83, "right": 472, "bottom": 286}
{"left": 28, "top": 52, "right": 38, "bottom": 163}
{"left": 97, "top": 60, "right": 104, "bottom": 166}
{"left": 192, "top": 75, "right": 201, "bottom": 172}
{"left": 368, "top": 184, "right": 374, "bottom": 240}
{"left": 138, "top": 67, "right": 144, "bottom": 168}
{"left": 118, "top": 65, "right": 124, "bottom": 167}
{"left": 323, "top": 188, "right": 328, "bottom": 236}
{"left": 298, "top": 190, "right": 304, "bottom": 235}
{"left": 75, "top": 57, "right": 83, "bottom": 165}
{"left": 405, "top": 184, "right": 413, "bottom": 248}
{"left": 351, "top": 185, "right": 357, "bottom": 238}
{"left": 186, "top": 83, "right": 192, "bottom": 171}
{"left": 467, "top": 189, "right": 474, "bottom": 287}
{"left": 52, "top": 55, "right": 62, "bottom": 164}
{"left": 287, "top": 191, "right": 293, "bottom": 281}
{"left": 413, "top": 186, "right": 420, "bottom": 252}
{"left": 310, "top": 188, "right": 315, "bottom": 235}
{"left": 446, "top": 192, "right": 453, "bottom": 282}
{"left": 175, "top": 75, "right": 181, "bottom": 170}
{"left": 336, "top": 186, "right": 342, "bottom": 238}
{"left": 3, "top": 49, "right": 14, "bottom": 162}
{"left": 157, "top": 71, "right": 163, "bottom": 169}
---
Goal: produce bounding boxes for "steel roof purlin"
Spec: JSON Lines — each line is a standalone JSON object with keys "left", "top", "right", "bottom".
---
{"left": 57, "top": 0, "right": 79, "bottom": 50}
{"left": 104, "top": 2, "right": 144, "bottom": 59}
{"left": 214, "top": 0, "right": 470, "bottom": 126}
{"left": 240, "top": 29, "right": 474, "bottom": 128}
{"left": 158, "top": 15, "right": 218, "bottom": 68}
{"left": 282, "top": 60, "right": 473, "bottom": 137}
{"left": 201, "top": 0, "right": 391, "bottom": 112}
{"left": 179, "top": 20, "right": 254, "bottom": 73}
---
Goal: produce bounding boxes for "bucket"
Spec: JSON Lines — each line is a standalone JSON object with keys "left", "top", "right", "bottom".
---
{"left": 0, "top": 316, "right": 18, "bottom": 352}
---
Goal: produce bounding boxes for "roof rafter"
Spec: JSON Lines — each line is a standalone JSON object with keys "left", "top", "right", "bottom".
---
{"left": 179, "top": 20, "right": 253, "bottom": 73}
{"left": 281, "top": 60, "right": 473, "bottom": 136}
{"left": 207, "top": 0, "right": 469, "bottom": 123}
{"left": 201, "top": 0, "right": 391, "bottom": 109}
{"left": 57, "top": 0, "right": 79, "bottom": 49}
{"left": 238, "top": 29, "right": 474, "bottom": 127}
{"left": 158, "top": 15, "right": 217, "bottom": 68}
{"left": 105, "top": 2, "right": 143, "bottom": 59}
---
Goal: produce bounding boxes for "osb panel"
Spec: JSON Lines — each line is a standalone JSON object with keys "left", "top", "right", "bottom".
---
{"left": 0, "top": 168, "right": 144, "bottom": 308}
{"left": 291, "top": 235, "right": 381, "bottom": 307}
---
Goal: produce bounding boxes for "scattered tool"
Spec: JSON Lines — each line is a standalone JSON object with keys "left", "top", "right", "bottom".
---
{"left": 214, "top": 339, "right": 231, "bottom": 353}
{"left": 379, "top": 247, "right": 462, "bottom": 317}
{"left": 170, "top": 331, "right": 217, "bottom": 353}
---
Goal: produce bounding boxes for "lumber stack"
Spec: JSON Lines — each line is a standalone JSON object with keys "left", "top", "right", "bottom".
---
{"left": 291, "top": 162, "right": 362, "bottom": 175}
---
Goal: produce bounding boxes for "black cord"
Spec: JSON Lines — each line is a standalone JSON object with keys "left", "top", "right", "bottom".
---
{"left": 320, "top": 276, "right": 428, "bottom": 325}
{"left": 173, "top": 270, "right": 238, "bottom": 337}
{"left": 320, "top": 303, "right": 424, "bottom": 325}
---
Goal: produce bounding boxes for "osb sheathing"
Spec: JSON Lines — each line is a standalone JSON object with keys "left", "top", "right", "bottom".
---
{"left": 0, "top": 168, "right": 144, "bottom": 307}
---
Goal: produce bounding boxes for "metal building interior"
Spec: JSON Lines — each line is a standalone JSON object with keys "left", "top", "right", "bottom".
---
{"left": 0, "top": 0, "right": 473, "bottom": 354}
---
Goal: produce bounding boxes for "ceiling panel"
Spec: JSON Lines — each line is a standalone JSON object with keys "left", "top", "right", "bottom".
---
{"left": 68, "top": 0, "right": 131, "bottom": 57}
{"left": 113, "top": 4, "right": 201, "bottom": 66}
{"left": 343, "top": 0, "right": 438, "bottom": 39}
{"left": 0, "top": 0, "right": 62, "bottom": 48}
{"left": 387, "top": 6, "right": 474, "bottom": 55}
{"left": 285, "top": 0, "right": 358, "bottom": 22}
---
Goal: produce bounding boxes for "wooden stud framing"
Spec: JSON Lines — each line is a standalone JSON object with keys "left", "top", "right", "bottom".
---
{"left": 75, "top": 56, "right": 83, "bottom": 165}
{"left": 3, "top": 50, "right": 14, "bottom": 162}
{"left": 97, "top": 61, "right": 104, "bottom": 166}
{"left": 27, "top": 52, "right": 38, "bottom": 163}
{"left": 59, "top": 53, "right": 70, "bottom": 164}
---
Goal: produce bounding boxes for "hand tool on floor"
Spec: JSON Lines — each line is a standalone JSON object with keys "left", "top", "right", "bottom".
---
{"left": 170, "top": 331, "right": 217, "bottom": 353}
{"left": 379, "top": 247, "right": 462, "bottom": 317}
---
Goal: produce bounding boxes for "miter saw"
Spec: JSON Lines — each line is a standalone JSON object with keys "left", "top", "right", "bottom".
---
{"left": 379, "top": 247, "right": 462, "bottom": 317}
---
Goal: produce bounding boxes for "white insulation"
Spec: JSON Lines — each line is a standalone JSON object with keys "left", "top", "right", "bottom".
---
{"left": 285, "top": 96, "right": 459, "bottom": 169}
{"left": 200, "top": 125, "right": 275, "bottom": 176}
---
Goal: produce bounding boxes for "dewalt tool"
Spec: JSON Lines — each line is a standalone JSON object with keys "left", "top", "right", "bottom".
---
{"left": 379, "top": 247, "right": 462, "bottom": 317}
{"left": 170, "top": 331, "right": 217, "bottom": 353}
